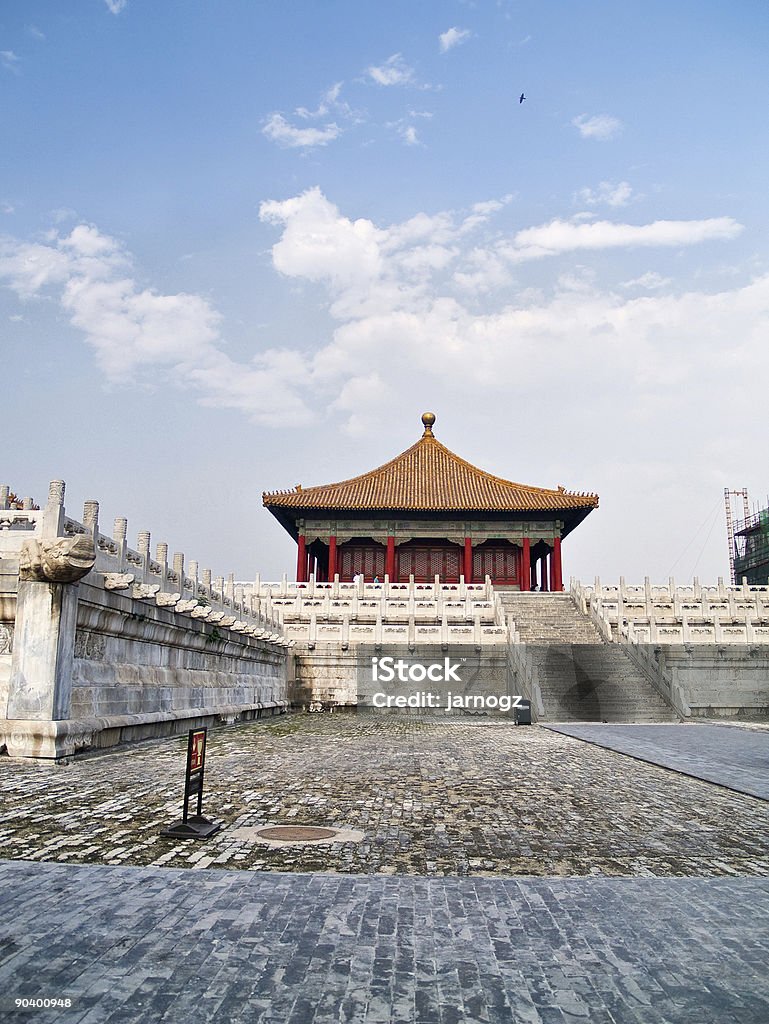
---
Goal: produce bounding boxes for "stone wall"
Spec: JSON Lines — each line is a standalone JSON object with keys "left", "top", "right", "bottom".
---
{"left": 290, "top": 646, "right": 360, "bottom": 707}
{"left": 0, "top": 481, "right": 292, "bottom": 760}
{"left": 660, "top": 647, "right": 769, "bottom": 719}
{"left": 290, "top": 642, "right": 515, "bottom": 715}
{"left": 573, "top": 578, "right": 769, "bottom": 720}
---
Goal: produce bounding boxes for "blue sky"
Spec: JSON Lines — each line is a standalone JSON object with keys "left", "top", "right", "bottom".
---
{"left": 2, "top": 0, "right": 768, "bottom": 583}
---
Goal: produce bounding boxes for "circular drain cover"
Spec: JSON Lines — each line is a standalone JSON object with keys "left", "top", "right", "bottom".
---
{"left": 256, "top": 825, "right": 337, "bottom": 842}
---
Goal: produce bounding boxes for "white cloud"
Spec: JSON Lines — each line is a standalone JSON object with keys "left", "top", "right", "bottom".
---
{"left": 439, "top": 27, "right": 471, "bottom": 53}
{"left": 2, "top": 202, "right": 15, "bottom": 214}
{"left": 1, "top": 51, "right": 20, "bottom": 73}
{"left": 250, "top": 190, "right": 759, "bottom": 440}
{"left": 295, "top": 82, "right": 355, "bottom": 121}
{"left": 257, "top": 188, "right": 517, "bottom": 320}
{"left": 621, "top": 271, "right": 671, "bottom": 291}
{"left": 51, "top": 207, "right": 77, "bottom": 224}
{"left": 453, "top": 248, "right": 512, "bottom": 292}
{"left": 572, "top": 113, "right": 623, "bottom": 140}
{"left": 387, "top": 120, "right": 420, "bottom": 146}
{"left": 262, "top": 113, "right": 341, "bottom": 149}
{"left": 27, "top": 25, "right": 46, "bottom": 41}
{"left": 366, "top": 53, "right": 415, "bottom": 86}
{"left": 459, "top": 195, "right": 515, "bottom": 234}
{"left": 576, "top": 181, "right": 635, "bottom": 208}
{"left": 104, "top": 0, "right": 128, "bottom": 14}
{"left": 386, "top": 110, "right": 434, "bottom": 147}
{"left": 1, "top": 193, "right": 752, "bottom": 443}
{"left": 0, "top": 225, "right": 312, "bottom": 425}
{"left": 263, "top": 83, "right": 357, "bottom": 149}
{"left": 503, "top": 216, "right": 742, "bottom": 261}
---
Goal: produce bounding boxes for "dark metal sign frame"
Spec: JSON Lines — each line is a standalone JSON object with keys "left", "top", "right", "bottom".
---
{"left": 161, "top": 727, "right": 221, "bottom": 840}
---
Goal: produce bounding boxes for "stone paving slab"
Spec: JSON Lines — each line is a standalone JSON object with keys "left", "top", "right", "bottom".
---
{"left": 542, "top": 724, "right": 769, "bottom": 801}
{"left": 1, "top": 717, "right": 769, "bottom": 876}
{"left": 0, "top": 860, "right": 768, "bottom": 1024}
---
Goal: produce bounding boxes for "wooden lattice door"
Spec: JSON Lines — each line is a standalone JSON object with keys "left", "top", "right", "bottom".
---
{"left": 396, "top": 543, "right": 461, "bottom": 582}
{"left": 339, "top": 543, "right": 385, "bottom": 581}
{"left": 473, "top": 544, "right": 519, "bottom": 585}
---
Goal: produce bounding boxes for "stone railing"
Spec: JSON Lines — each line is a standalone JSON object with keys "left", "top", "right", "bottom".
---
{"left": 1, "top": 480, "right": 284, "bottom": 640}
{"left": 506, "top": 624, "right": 544, "bottom": 719}
{"left": 242, "top": 575, "right": 507, "bottom": 648}
{"left": 247, "top": 574, "right": 495, "bottom": 601}
{"left": 1, "top": 480, "right": 292, "bottom": 759}
{"left": 569, "top": 580, "right": 614, "bottom": 643}
{"left": 616, "top": 632, "right": 690, "bottom": 718}
{"left": 285, "top": 613, "right": 507, "bottom": 650}
{"left": 572, "top": 577, "right": 769, "bottom": 645}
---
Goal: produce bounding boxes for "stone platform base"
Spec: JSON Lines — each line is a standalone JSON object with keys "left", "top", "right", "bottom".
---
{"left": 0, "top": 701, "right": 289, "bottom": 761}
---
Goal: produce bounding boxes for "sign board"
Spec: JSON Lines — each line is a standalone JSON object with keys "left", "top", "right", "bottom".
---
{"left": 189, "top": 729, "right": 206, "bottom": 773}
{"left": 161, "top": 728, "right": 221, "bottom": 840}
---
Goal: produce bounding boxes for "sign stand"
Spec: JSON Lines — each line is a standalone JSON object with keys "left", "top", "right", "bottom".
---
{"left": 161, "top": 727, "right": 221, "bottom": 839}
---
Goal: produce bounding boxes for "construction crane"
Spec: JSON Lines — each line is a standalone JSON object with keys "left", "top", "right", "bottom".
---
{"left": 724, "top": 488, "right": 750, "bottom": 585}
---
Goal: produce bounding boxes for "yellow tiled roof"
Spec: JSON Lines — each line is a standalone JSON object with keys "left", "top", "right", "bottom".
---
{"left": 263, "top": 415, "right": 599, "bottom": 514}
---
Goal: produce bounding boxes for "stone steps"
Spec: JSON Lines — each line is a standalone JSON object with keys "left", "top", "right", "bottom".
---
{"left": 497, "top": 593, "right": 678, "bottom": 723}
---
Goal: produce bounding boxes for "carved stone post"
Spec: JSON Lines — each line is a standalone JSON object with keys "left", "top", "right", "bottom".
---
{"left": 82, "top": 500, "right": 100, "bottom": 536}
{"left": 40, "top": 479, "right": 66, "bottom": 538}
{"left": 156, "top": 543, "right": 169, "bottom": 591}
{"left": 137, "top": 531, "right": 151, "bottom": 581}
{"left": 113, "top": 517, "right": 128, "bottom": 571}
{"left": 7, "top": 534, "right": 96, "bottom": 753}
{"left": 173, "top": 552, "right": 184, "bottom": 592}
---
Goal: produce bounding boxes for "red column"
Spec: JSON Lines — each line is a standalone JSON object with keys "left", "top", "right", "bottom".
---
{"left": 328, "top": 535, "right": 337, "bottom": 580}
{"left": 386, "top": 536, "right": 395, "bottom": 580}
{"left": 520, "top": 538, "right": 530, "bottom": 591}
{"left": 553, "top": 536, "right": 562, "bottom": 591}
{"left": 541, "top": 553, "right": 549, "bottom": 592}
{"left": 296, "top": 534, "right": 307, "bottom": 583}
{"left": 463, "top": 537, "right": 473, "bottom": 583}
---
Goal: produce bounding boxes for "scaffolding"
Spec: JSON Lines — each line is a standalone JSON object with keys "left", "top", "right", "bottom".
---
{"left": 724, "top": 488, "right": 750, "bottom": 585}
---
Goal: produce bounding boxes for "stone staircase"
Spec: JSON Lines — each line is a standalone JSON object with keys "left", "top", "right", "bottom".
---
{"left": 497, "top": 593, "right": 678, "bottom": 723}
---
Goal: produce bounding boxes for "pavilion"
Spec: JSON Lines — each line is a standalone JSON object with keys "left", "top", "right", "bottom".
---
{"left": 263, "top": 413, "right": 598, "bottom": 589}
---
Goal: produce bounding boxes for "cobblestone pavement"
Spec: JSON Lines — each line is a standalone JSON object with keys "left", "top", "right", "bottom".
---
{"left": 1, "top": 860, "right": 768, "bottom": 1024}
{"left": 543, "top": 723, "right": 769, "bottom": 800}
{"left": 1, "top": 715, "right": 768, "bottom": 877}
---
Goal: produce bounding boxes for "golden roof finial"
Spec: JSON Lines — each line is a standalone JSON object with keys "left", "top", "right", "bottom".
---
{"left": 421, "top": 411, "right": 436, "bottom": 437}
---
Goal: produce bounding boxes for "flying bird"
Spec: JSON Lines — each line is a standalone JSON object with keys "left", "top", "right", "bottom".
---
{"left": 519, "top": 92, "right": 526, "bottom": 104}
